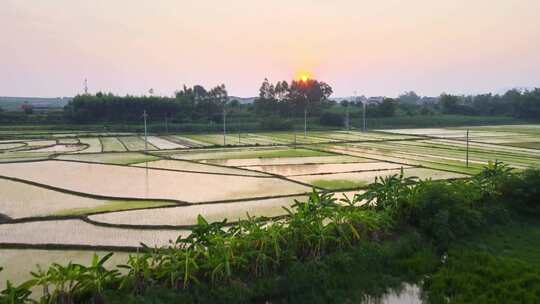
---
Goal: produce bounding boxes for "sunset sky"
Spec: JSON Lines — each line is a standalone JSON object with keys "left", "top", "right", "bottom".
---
{"left": 1, "top": 0, "right": 539, "bottom": 98}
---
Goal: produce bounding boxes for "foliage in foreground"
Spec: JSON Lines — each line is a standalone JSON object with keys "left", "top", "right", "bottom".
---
{"left": 425, "top": 249, "right": 540, "bottom": 304}
{"left": 1, "top": 162, "right": 539, "bottom": 303}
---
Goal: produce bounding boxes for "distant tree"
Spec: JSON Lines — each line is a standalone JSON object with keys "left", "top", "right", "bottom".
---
{"left": 440, "top": 94, "right": 460, "bottom": 114}
{"left": 378, "top": 98, "right": 398, "bottom": 117}
{"left": 514, "top": 89, "right": 540, "bottom": 119}
{"left": 420, "top": 106, "right": 435, "bottom": 116}
{"left": 471, "top": 94, "right": 493, "bottom": 115}
{"left": 274, "top": 81, "right": 289, "bottom": 102}
{"left": 287, "top": 79, "right": 333, "bottom": 115}
{"left": 320, "top": 112, "right": 344, "bottom": 126}
{"left": 254, "top": 78, "right": 278, "bottom": 115}
{"left": 258, "top": 78, "right": 275, "bottom": 99}
{"left": 229, "top": 99, "right": 240, "bottom": 108}
{"left": 398, "top": 91, "right": 421, "bottom": 104}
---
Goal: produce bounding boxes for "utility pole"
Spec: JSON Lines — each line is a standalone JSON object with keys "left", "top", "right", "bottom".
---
{"left": 223, "top": 107, "right": 227, "bottom": 146}
{"left": 466, "top": 129, "right": 469, "bottom": 167}
{"left": 84, "top": 78, "right": 88, "bottom": 95}
{"left": 345, "top": 101, "right": 350, "bottom": 131}
{"left": 304, "top": 108, "right": 307, "bottom": 138}
{"left": 164, "top": 114, "right": 168, "bottom": 134}
{"left": 143, "top": 110, "right": 148, "bottom": 153}
{"left": 362, "top": 100, "right": 367, "bottom": 132}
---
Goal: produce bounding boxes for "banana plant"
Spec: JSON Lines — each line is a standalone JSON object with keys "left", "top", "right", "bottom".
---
{"left": 473, "top": 160, "right": 513, "bottom": 200}
{"left": 182, "top": 215, "right": 229, "bottom": 248}
{"left": 82, "top": 253, "right": 119, "bottom": 304}
{"left": 117, "top": 252, "right": 153, "bottom": 295}
{"left": 47, "top": 262, "right": 87, "bottom": 304}
{"left": 28, "top": 265, "right": 53, "bottom": 301}
{"left": 357, "top": 168, "right": 418, "bottom": 214}
{"left": 0, "top": 280, "right": 35, "bottom": 304}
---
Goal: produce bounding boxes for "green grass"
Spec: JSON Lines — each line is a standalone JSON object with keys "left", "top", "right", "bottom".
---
{"left": 171, "top": 148, "right": 334, "bottom": 160}
{"left": 459, "top": 124, "right": 540, "bottom": 136}
{"left": 118, "top": 136, "right": 157, "bottom": 151}
{"left": 357, "top": 115, "right": 523, "bottom": 129}
{"left": 502, "top": 142, "right": 540, "bottom": 150}
{"left": 424, "top": 216, "right": 540, "bottom": 303}
{"left": 54, "top": 200, "right": 176, "bottom": 216}
{"left": 249, "top": 148, "right": 333, "bottom": 158}
{"left": 100, "top": 137, "right": 126, "bottom": 152}
{"left": 311, "top": 179, "right": 368, "bottom": 190}
{"left": 454, "top": 216, "right": 540, "bottom": 266}
{"left": 57, "top": 152, "right": 159, "bottom": 165}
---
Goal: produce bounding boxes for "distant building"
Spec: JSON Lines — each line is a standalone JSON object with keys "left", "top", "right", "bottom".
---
{"left": 418, "top": 97, "right": 439, "bottom": 105}
{"left": 367, "top": 96, "right": 385, "bottom": 104}
{"left": 0, "top": 96, "right": 71, "bottom": 112}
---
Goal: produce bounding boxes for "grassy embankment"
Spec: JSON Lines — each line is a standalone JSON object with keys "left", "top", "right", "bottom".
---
{"left": 54, "top": 200, "right": 177, "bottom": 216}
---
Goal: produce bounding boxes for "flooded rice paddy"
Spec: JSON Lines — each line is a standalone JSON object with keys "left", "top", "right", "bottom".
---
{"left": 0, "top": 219, "right": 187, "bottom": 247}
{"left": 0, "top": 178, "right": 107, "bottom": 218}
{"left": 146, "top": 136, "right": 186, "bottom": 149}
{"left": 247, "top": 161, "right": 411, "bottom": 176}
{"left": 0, "top": 160, "right": 309, "bottom": 202}
{"left": 132, "top": 159, "right": 270, "bottom": 176}
{"left": 76, "top": 137, "right": 102, "bottom": 153}
{"left": 89, "top": 195, "right": 306, "bottom": 227}
{"left": 1, "top": 126, "right": 537, "bottom": 291}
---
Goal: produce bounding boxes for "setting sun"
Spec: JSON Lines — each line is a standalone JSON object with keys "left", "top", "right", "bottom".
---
{"left": 297, "top": 71, "right": 311, "bottom": 82}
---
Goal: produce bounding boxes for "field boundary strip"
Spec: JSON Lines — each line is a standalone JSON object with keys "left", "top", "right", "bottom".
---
{"left": 115, "top": 136, "right": 131, "bottom": 151}
{"left": 238, "top": 160, "right": 370, "bottom": 167}
{"left": 0, "top": 142, "right": 28, "bottom": 151}
{"left": 82, "top": 214, "right": 290, "bottom": 231}
{"left": 0, "top": 242, "right": 142, "bottom": 253}
{"left": 0, "top": 174, "right": 190, "bottom": 206}
{"left": 284, "top": 165, "right": 417, "bottom": 177}
{"left": 0, "top": 202, "right": 186, "bottom": 224}
{"left": 98, "top": 136, "right": 105, "bottom": 153}
{"left": 52, "top": 157, "right": 274, "bottom": 178}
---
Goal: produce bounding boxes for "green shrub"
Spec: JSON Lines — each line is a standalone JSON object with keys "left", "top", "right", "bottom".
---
{"left": 258, "top": 117, "right": 294, "bottom": 131}
{"left": 319, "top": 112, "right": 344, "bottom": 127}
{"left": 406, "top": 181, "right": 486, "bottom": 249}
{"left": 424, "top": 249, "right": 540, "bottom": 304}
{"left": 502, "top": 168, "right": 540, "bottom": 215}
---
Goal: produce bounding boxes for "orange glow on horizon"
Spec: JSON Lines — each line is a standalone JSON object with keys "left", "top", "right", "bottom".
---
{"left": 296, "top": 71, "right": 312, "bottom": 82}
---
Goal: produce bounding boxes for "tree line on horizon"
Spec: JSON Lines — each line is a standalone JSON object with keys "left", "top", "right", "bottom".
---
{"left": 3, "top": 80, "right": 537, "bottom": 126}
